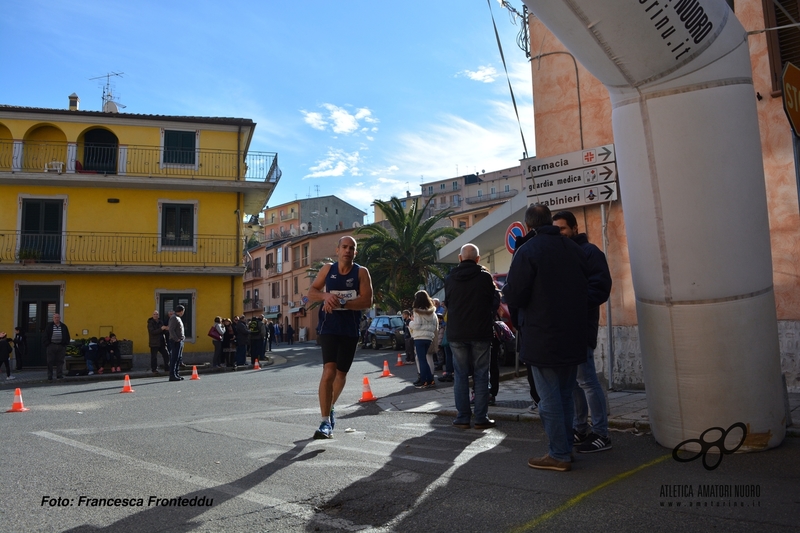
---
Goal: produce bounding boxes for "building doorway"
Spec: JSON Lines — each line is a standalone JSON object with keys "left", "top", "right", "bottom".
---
{"left": 17, "top": 285, "right": 61, "bottom": 367}
{"left": 83, "top": 128, "right": 118, "bottom": 174}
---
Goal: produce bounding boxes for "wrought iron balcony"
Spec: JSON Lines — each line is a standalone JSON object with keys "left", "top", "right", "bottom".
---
{"left": 464, "top": 189, "right": 518, "bottom": 204}
{"left": 244, "top": 267, "right": 263, "bottom": 281}
{"left": 0, "top": 140, "right": 279, "bottom": 183}
{"left": 0, "top": 231, "right": 240, "bottom": 267}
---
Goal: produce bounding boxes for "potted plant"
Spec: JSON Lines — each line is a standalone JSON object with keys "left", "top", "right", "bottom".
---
{"left": 17, "top": 248, "right": 41, "bottom": 265}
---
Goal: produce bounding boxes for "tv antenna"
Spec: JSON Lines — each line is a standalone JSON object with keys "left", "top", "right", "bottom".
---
{"left": 89, "top": 72, "right": 126, "bottom": 112}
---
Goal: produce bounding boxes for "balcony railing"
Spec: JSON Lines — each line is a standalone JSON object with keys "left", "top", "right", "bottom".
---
{"left": 464, "top": 189, "right": 518, "bottom": 205}
{"left": 0, "top": 140, "right": 279, "bottom": 183}
{"left": 280, "top": 212, "right": 298, "bottom": 221}
{"left": 0, "top": 231, "right": 240, "bottom": 266}
{"left": 249, "top": 298, "right": 263, "bottom": 311}
{"left": 244, "top": 267, "right": 263, "bottom": 281}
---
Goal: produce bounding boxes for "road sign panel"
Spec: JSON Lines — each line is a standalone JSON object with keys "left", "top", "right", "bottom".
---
{"left": 520, "top": 144, "right": 615, "bottom": 179}
{"left": 526, "top": 163, "right": 617, "bottom": 197}
{"left": 527, "top": 183, "right": 618, "bottom": 210}
{"left": 505, "top": 221, "right": 526, "bottom": 254}
{"left": 783, "top": 62, "right": 800, "bottom": 137}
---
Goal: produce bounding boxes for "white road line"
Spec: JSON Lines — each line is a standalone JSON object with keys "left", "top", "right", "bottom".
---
{"left": 32, "top": 431, "right": 368, "bottom": 532}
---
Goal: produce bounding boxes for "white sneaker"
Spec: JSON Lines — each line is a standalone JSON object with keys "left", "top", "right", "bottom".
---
{"left": 7, "top": 375, "right": 16, "bottom": 380}
{"left": 528, "top": 401, "right": 538, "bottom": 413}
{"left": 87, "top": 371, "right": 94, "bottom": 375}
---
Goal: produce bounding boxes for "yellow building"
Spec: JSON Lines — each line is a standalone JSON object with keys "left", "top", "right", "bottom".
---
{"left": 0, "top": 96, "right": 279, "bottom": 367}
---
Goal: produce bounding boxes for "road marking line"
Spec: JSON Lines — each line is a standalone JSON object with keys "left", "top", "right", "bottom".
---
{"left": 509, "top": 453, "right": 672, "bottom": 532}
{"left": 32, "top": 431, "right": 367, "bottom": 532}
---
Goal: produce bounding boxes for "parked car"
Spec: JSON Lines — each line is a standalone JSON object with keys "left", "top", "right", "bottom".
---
{"left": 366, "top": 315, "right": 405, "bottom": 350}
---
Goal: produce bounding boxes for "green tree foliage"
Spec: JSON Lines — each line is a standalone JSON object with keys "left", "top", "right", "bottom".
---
{"left": 355, "top": 195, "right": 460, "bottom": 311}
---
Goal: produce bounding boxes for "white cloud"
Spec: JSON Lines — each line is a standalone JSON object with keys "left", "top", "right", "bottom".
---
{"left": 305, "top": 148, "right": 361, "bottom": 178}
{"left": 460, "top": 65, "right": 498, "bottom": 83}
{"left": 302, "top": 103, "right": 379, "bottom": 136}
{"left": 301, "top": 110, "right": 327, "bottom": 130}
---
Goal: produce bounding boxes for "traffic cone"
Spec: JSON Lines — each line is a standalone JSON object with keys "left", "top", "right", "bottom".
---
{"left": 358, "top": 376, "right": 378, "bottom": 403}
{"left": 379, "top": 360, "right": 393, "bottom": 378}
{"left": 395, "top": 353, "right": 405, "bottom": 367}
{"left": 6, "top": 388, "right": 29, "bottom": 412}
{"left": 120, "top": 375, "right": 134, "bottom": 393}
{"left": 190, "top": 366, "right": 200, "bottom": 380}
{"left": 253, "top": 358, "right": 261, "bottom": 370}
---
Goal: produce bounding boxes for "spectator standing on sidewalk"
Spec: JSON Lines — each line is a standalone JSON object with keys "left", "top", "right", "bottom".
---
{"left": 168, "top": 305, "right": 186, "bottom": 381}
{"left": 503, "top": 204, "right": 589, "bottom": 472}
{"left": 44, "top": 313, "right": 71, "bottom": 382}
{"left": 0, "top": 332, "right": 15, "bottom": 381}
{"left": 444, "top": 243, "right": 500, "bottom": 429}
{"left": 234, "top": 315, "right": 250, "bottom": 367}
{"left": 409, "top": 291, "right": 439, "bottom": 389}
{"left": 13, "top": 326, "right": 26, "bottom": 371}
{"left": 553, "top": 210, "right": 613, "bottom": 453}
{"left": 147, "top": 311, "right": 170, "bottom": 374}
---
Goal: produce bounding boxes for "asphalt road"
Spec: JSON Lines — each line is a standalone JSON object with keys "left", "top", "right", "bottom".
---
{"left": 2, "top": 344, "right": 798, "bottom": 532}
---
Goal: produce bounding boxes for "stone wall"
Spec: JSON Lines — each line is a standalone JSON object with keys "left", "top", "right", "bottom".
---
{"left": 595, "top": 321, "right": 800, "bottom": 393}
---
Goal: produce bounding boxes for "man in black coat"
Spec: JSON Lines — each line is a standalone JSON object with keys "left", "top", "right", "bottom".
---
{"left": 503, "top": 204, "right": 589, "bottom": 472}
{"left": 444, "top": 243, "right": 501, "bottom": 430}
{"left": 554, "top": 210, "right": 613, "bottom": 454}
{"left": 44, "top": 313, "right": 71, "bottom": 382}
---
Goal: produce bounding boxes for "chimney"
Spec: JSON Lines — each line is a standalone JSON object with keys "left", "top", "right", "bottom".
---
{"left": 68, "top": 93, "right": 80, "bottom": 111}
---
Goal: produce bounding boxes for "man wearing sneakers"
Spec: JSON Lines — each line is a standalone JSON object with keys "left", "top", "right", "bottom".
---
{"left": 308, "top": 236, "right": 373, "bottom": 439}
{"left": 553, "top": 211, "right": 613, "bottom": 453}
{"left": 503, "top": 204, "right": 589, "bottom": 472}
{"left": 444, "top": 243, "right": 501, "bottom": 430}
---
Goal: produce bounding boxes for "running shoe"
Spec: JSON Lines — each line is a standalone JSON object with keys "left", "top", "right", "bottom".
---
{"left": 577, "top": 433, "right": 612, "bottom": 453}
{"left": 313, "top": 421, "right": 333, "bottom": 439}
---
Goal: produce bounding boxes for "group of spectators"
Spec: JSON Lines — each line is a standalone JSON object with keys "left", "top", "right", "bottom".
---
{"left": 409, "top": 204, "right": 612, "bottom": 473}
{"left": 207, "top": 315, "right": 294, "bottom": 370}
{"left": 0, "top": 327, "right": 27, "bottom": 381}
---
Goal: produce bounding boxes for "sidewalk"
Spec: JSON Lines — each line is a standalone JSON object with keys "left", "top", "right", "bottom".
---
{"left": 377, "top": 370, "right": 800, "bottom": 438}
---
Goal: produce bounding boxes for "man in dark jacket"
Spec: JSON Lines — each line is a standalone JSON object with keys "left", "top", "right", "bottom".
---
{"left": 234, "top": 315, "right": 250, "bottom": 367}
{"left": 503, "top": 204, "right": 589, "bottom": 472}
{"left": 553, "top": 211, "right": 613, "bottom": 453}
{"left": 444, "top": 243, "right": 501, "bottom": 430}
{"left": 44, "top": 313, "right": 71, "bottom": 382}
{"left": 147, "top": 311, "right": 170, "bottom": 374}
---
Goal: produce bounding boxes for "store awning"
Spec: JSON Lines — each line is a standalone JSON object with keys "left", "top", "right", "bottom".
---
{"left": 264, "top": 313, "right": 279, "bottom": 319}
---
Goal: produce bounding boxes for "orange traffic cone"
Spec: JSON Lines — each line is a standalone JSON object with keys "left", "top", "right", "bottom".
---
{"left": 379, "top": 360, "right": 394, "bottom": 378}
{"left": 120, "top": 375, "right": 134, "bottom": 393}
{"left": 395, "top": 353, "right": 405, "bottom": 367}
{"left": 358, "top": 376, "right": 378, "bottom": 403}
{"left": 6, "top": 388, "right": 29, "bottom": 412}
{"left": 190, "top": 366, "right": 200, "bottom": 380}
{"left": 253, "top": 358, "right": 261, "bottom": 370}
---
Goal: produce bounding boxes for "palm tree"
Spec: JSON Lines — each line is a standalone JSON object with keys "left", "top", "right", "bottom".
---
{"left": 356, "top": 195, "right": 461, "bottom": 311}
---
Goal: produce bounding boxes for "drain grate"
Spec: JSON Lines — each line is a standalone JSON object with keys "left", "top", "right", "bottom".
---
{"left": 494, "top": 400, "right": 534, "bottom": 409}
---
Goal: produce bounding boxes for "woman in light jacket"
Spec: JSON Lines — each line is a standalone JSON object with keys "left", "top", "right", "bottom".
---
{"left": 408, "top": 290, "right": 438, "bottom": 388}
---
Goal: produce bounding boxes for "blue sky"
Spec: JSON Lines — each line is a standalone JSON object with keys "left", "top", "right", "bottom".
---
{"left": 1, "top": 0, "right": 534, "bottom": 221}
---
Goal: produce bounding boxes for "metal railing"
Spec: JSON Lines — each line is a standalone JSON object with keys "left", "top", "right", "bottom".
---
{"left": 464, "top": 189, "right": 518, "bottom": 204}
{"left": 0, "top": 231, "right": 240, "bottom": 266}
{"left": 0, "top": 140, "right": 279, "bottom": 183}
{"left": 280, "top": 212, "right": 298, "bottom": 221}
{"left": 244, "top": 267, "right": 263, "bottom": 280}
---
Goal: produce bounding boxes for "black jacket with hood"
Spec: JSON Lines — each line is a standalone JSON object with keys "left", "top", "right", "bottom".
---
{"left": 444, "top": 259, "right": 500, "bottom": 343}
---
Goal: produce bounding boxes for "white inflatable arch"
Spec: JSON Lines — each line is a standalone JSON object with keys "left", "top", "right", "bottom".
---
{"left": 521, "top": 0, "right": 785, "bottom": 450}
